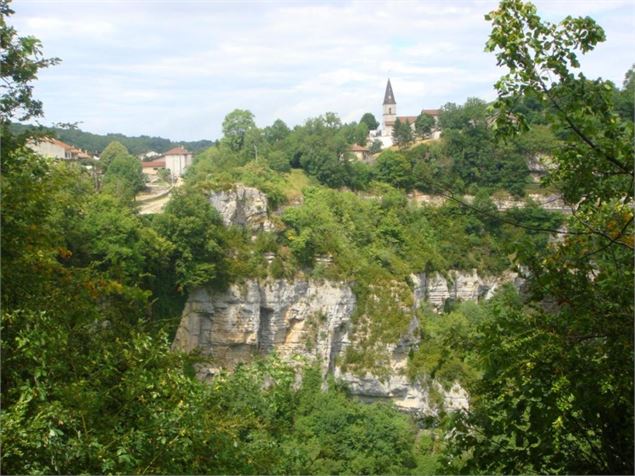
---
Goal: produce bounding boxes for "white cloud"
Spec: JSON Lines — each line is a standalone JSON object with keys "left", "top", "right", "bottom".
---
{"left": 25, "top": 16, "right": 115, "bottom": 38}
{"left": 11, "top": 0, "right": 635, "bottom": 140}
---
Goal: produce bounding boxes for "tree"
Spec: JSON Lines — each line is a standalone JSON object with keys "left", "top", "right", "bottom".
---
{"left": 360, "top": 112, "right": 380, "bottom": 130}
{"left": 414, "top": 112, "right": 435, "bottom": 137}
{"left": 440, "top": 97, "right": 530, "bottom": 195}
{"left": 99, "top": 140, "right": 129, "bottom": 170}
{"left": 446, "top": 2, "right": 634, "bottom": 473}
{"left": 0, "top": 0, "right": 60, "bottom": 125}
{"left": 375, "top": 150, "right": 413, "bottom": 190}
{"left": 221, "top": 109, "right": 256, "bottom": 152}
{"left": 354, "top": 121, "right": 369, "bottom": 145}
{"left": 264, "top": 118, "right": 290, "bottom": 144}
{"left": 102, "top": 153, "right": 145, "bottom": 199}
{"left": 615, "top": 65, "right": 634, "bottom": 121}
{"left": 0, "top": 0, "right": 60, "bottom": 158}
{"left": 369, "top": 139, "right": 382, "bottom": 154}
{"left": 392, "top": 118, "right": 413, "bottom": 147}
{"left": 152, "top": 187, "right": 229, "bottom": 291}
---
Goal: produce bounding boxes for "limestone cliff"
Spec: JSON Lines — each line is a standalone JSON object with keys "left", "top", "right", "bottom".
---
{"left": 209, "top": 185, "right": 274, "bottom": 232}
{"left": 411, "top": 269, "right": 524, "bottom": 312}
{"left": 173, "top": 270, "right": 522, "bottom": 415}
{"left": 173, "top": 280, "right": 354, "bottom": 378}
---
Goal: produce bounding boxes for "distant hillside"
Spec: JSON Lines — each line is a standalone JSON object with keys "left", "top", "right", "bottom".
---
{"left": 10, "top": 123, "right": 215, "bottom": 156}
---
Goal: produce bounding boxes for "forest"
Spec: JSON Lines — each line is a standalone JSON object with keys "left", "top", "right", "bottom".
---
{"left": 1, "top": 0, "right": 633, "bottom": 474}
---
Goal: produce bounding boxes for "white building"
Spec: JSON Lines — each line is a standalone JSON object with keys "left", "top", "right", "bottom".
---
{"left": 27, "top": 137, "right": 91, "bottom": 160}
{"left": 163, "top": 146, "right": 193, "bottom": 179}
{"left": 139, "top": 150, "right": 161, "bottom": 160}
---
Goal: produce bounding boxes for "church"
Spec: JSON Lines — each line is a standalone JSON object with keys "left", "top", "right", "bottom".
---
{"left": 372, "top": 78, "right": 441, "bottom": 148}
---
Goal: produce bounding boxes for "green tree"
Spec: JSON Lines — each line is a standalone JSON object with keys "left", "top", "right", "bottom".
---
{"left": 615, "top": 65, "right": 634, "bottom": 122}
{"left": 102, "top": 152, "right": 145, "bottom": 198}
{"left": 0, "top": 0, "right": 60, "bottom": 158}
{"left": 355, "top": 121, "right": 369, "bottom": 145}
{"left": 446, "top": 2, "right": 634, "bottom": 474}
{"left": 264, "top": 118, "right": 290, "bottom": 144}
{"left": 152, "top": 187, "right": 229, "bottom": 291}
{"left": 360, "top": 112, "right": 380, "bottom": 130}
{"left": 440, "top": 97, "right": 529, "bottom": 195}
{"left": 222, "top": 108, "right": 257, "bottom": 152}
{"left": 369, "top": 139, "right": 382, "bottom": 154}
{"left": 0, "top": 0, "right": 60, "bottom": 125}
{"left": 99, "top": 140, "right": 129, "bottom": 170}
{"left": 414, "top": 112, "right": 435, "bottom": 137}
{"left": 375, "top": 150, "right": 413, "bottom": 190}
{"left": 392, "top": 118, "right": 413, "bottom": 147}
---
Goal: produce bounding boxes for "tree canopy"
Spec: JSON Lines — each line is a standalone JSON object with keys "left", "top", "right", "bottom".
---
{"left": 222, "top": 108, "right": 257, "bottom": 152}
{"left": 360, "top": 112, "right": 380, "bottom": 130}
{"left": 444, "top": 2, "right": 634, "bottom": 474}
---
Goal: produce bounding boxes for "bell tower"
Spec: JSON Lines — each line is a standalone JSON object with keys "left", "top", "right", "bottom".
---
{"left": 382, "top": 78, "right": 397, "bottom": 136}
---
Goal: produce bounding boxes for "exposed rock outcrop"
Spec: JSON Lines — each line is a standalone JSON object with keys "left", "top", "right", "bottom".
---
{"left": 173, "top": 280, "right": 355, "bottom": 377}
{"left": 410, "top": 269, "right": 524, "bottom": 311}
{"left": 173, "top": 269, "right": 524, "bottom": 416}
{"left": 209, "top": 185, "right": 274, "bottom": 232}
{"left": 408, "top": 191, "right": 570, "bottom": 213}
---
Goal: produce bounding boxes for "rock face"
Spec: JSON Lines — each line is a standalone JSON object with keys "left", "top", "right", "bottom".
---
{"left": 173, "top": 280, "right": 355, "bottom": 377}
{"left": 209, "top": 185, "right": 274, "bottom": 232}
{"left": 408, "top": 191, "right": 570, "bottom": 213}
{"left": 173, "top": 270, "right": 523, "bottom": 416}
{"left": 410, "top": 269, "right": 524, "bottom": 312}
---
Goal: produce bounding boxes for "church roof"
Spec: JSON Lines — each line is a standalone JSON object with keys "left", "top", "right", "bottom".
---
{"left": 383, "top": 79, "right": 396, "bottom": 105}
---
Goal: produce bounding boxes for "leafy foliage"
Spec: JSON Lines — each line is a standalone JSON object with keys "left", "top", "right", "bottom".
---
{"left": 360, "top": 112, "right": 380, "bottom": 130}
{"left": 443, "top": 2, "right": 634, "bottom": 474}
{"left": 0, "top": 0, "right": 60, "bottom": 124}
{"left": 415, "top": 112, "right": 435, "bottom": 137}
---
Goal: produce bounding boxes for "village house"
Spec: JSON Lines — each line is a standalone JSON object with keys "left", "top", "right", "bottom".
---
{"left": 141, "top": 158, "right": 167, "bottom": 178}
{"left": 348, "top": 143, "right": 371, "bottom": 162}
{"left": 138, "top": 150, "right": 161, "bottom": 161}
{"left": 163, "top": 146, "right": 193, "bottom": 179}
{"left": 27, "top": 137, "right": 92, "bottom": 161}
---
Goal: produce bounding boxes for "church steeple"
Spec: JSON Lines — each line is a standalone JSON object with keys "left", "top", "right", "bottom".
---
{"left": 383, "top": 78, "right": 396, "bottom": 105}
{"left": 382, "top": 79, "right": 397, "bottom": 135}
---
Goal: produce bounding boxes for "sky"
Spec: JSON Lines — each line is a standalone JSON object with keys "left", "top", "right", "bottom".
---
{"left": 12, "top": 0, "right": 635, "bottom": 142}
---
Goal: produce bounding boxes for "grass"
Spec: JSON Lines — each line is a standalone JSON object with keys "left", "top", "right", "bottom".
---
{"left": 282, "top": 169, "right": 315, "bottom": 201}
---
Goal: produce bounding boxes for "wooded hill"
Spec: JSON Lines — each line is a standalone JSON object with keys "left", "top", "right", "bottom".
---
{"left": 9, "top": 122, "right": 214, "bottom": 155}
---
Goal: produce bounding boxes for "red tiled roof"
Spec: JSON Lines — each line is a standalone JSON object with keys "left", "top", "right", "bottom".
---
{"left": 35, "top": 137, "right": 74, "bottom": 150}
{"left": 421, "top": 109, "right": 441, "bottom": 117}
{"left": 142, "top": 159, "right": 166, "bottom": 168}
{"left": 349, "top": 144, "right": 368, "bottom": 152}
{"left": 164, "top": 146, "right": 190, "bottom": 156}
{"left": 397, "top": 115, "right": 417, "bottom": 124}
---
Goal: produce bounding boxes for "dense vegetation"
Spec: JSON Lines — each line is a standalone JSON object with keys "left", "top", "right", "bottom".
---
{"left": 191, "top": 90, "right": 559, "bottom": 197}
{"left": 1, "top": 0, "right": 633, "bottom": 474}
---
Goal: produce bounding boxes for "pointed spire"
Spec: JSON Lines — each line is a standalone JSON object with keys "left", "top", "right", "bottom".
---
{"left": 383, "top": 78, "right": 396, "bottom": 105}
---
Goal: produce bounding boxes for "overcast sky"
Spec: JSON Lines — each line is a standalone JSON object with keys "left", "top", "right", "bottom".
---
{"left": 12, "top": 0, "right": 635, "bottom": 142}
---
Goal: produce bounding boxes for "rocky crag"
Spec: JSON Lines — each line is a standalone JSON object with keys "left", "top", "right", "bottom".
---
{"left": 408, "top": 191, "right": 570, "bottom": 213}
{"left": 209, "top": 185, "right": 274, "bottom": 232}
{"left": 173, "top": 270, "right": 522, "bottom": 415}
{"left": 173, "top": 185, "right": 524, "bottom": 415}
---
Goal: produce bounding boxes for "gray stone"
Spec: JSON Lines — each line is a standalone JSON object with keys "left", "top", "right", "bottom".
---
{"left": 209, "top": 185, "right": 274, "bottom": 231}
{"left": 174, "top": 269, "right": 524, "bottom": 415}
